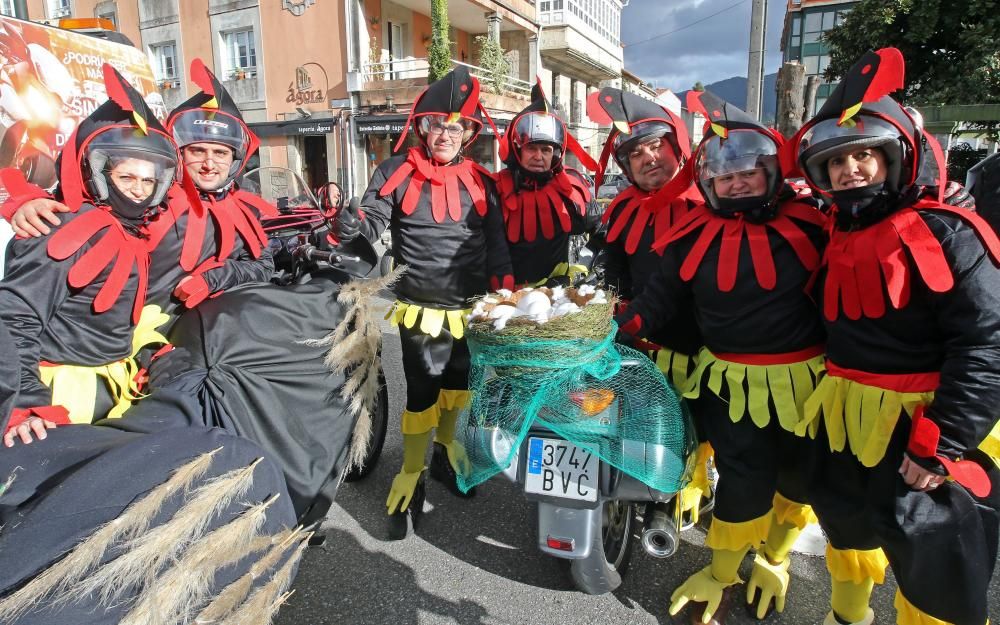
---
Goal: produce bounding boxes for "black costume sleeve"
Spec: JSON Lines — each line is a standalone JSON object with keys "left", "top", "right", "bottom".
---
{"left": 0, "top": 236, "right": 73, "bottom": 408}
{"left": 202, "top": 237, "right": 275, "bottom": 293}
{"left": 0, "top": 319, "right": 19, "bottom": 432}
{"left": 480, "top": 174, "right": 514, "bottom": 284}
{"left": 356, "top": 161, "right": 395, "bottom": 243}
{"left": 925, "top": 216, "right": 1000, "bottom": 459}
{"left": 615, "top": 246, "right": 689, "bottom": 338}
{"left": 601, "top": 239, "right": 633, "bottom": 299}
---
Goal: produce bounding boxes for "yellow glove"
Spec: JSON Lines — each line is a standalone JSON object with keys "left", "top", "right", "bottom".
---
{"left": 676, "top": 483, "right": 706, "bottom": 525}
{"left": 668, "top": 565, "right": 740, "bottom": 623}
{"left": 746, "top": 553, "right": 790, "bottom": 619}
{"left": 386, "top": 468, "right": 424, "bottom": 514}
{"left": 436, "top": 439, "right": 472, "bottom": 476}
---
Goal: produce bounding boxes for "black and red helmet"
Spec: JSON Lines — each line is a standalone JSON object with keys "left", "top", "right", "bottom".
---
{"left": 687, "top": 90, "right": 783, "bottom": 218}
{"left": 166, "top": 59, "right": 259, "bottom": 190}
{"left": 587, "top": 87, "right": 690, "bottom": 189}
{"left": 787, "top": 48, "right": 939, "bottom": 207}
{"left": 58, "top": 64, "right": 179, "bottom": 214}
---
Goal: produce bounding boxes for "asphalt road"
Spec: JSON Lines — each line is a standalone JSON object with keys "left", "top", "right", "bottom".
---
{"left": 276, "top": 290, "right": 1000, "bottom": 625}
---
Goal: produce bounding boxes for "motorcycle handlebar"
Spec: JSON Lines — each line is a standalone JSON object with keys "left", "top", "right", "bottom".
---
{"left": 295, "top": 243, "right": 362, "bottom": 266}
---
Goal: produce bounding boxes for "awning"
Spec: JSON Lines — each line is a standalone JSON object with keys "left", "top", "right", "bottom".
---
{"left": 248, "top": 118, "right": 339, "bottom": 137}
{"left": 354, "top": 114, "right": 509, "bottom": 136}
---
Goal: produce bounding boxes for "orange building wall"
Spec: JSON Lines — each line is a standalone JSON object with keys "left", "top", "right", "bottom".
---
{"left": 258, "top": 0, "right": 348, "bottom": 120}
{"left": 178, "top": 0, "right": 212, "bottom": 89}
{"left": 24, "top": 0, "right": 45, "bottom": 19}
{"left": 412, "top": 11, "right": 430, "bottom": 58}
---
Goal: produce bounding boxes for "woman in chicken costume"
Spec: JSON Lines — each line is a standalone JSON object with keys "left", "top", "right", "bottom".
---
{"left": 0, "top": 65, "right": 178, "bottom": 424}
{"left": 0, "top": 65, "right": 301, "bottom": 624}
{"left": 789, "top": 48, "right": 1000, "bottom": 625}
{"left": 495, "top": 80, "right": 600, "bottom": 284}
{"left": 617, "top": 91, "right": 826, "bottom": 624}
{"left": 333, "top": 66, "right": 513, "bottom": 539}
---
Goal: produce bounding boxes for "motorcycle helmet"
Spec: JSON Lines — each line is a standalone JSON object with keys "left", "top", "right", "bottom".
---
{"left": 166, "top": 58, "right": 259, "bottom": 191}
{"left": 587, "top": 87, "right": 689, "bottom": 190}
{"left": 58, "top": 64, "right": 179, "bottom": 219}
{"left": 790, "top": 48, "right": 921, "bottom": 217}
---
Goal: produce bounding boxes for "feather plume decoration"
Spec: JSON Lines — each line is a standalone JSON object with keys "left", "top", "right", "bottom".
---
{"left": 0, "top": 449, "right": 220, "bottom": 622}
{"left": 119, "top": 494, "right": 281, "bottom": 625}
{"left": 69, "top": 458, "right": 263, "bottom": 606}
{"left": 304, "top": 266, "right": 405, "bottom": 473}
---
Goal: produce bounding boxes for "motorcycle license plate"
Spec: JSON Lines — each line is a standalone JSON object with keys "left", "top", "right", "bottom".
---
{"left": 524, "top": 438, "right": 597, "bottom": 502}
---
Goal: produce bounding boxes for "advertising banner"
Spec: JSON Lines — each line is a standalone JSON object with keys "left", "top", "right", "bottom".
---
{"left": 0, "top": 16, "right": 162, "bottom": 201}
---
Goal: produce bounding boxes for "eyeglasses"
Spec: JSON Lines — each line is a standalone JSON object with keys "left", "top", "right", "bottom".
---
{"left": 425, "top": 122, "right": 467, "bottom": 139}
{"left": 111, "top": 173, "right": 156, "bottom": 192}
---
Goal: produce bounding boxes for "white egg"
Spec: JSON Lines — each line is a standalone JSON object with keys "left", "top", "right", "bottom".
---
{"left": 516, "top": 291, "right": 552, "bottom": 316}
{"left": 551, "top": 302, "right": 581, "bottom": 318}
{"left": 488, "top": 304, "right": 517, "bottom": 320}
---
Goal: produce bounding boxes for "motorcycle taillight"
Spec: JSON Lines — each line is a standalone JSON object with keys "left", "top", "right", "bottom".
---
{"left": 569, "top": 389, "right": 615, "bottom": 416}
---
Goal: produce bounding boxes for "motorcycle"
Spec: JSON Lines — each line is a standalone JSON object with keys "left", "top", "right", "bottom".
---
{"left": 465, "top": 357, "right": 695, "bottom": 595}
{"left": 247, "top": 166, "right": 390, "bottom": 483}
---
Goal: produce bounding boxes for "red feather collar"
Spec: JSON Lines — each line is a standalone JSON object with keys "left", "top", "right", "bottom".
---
{"left": 821, "top": 200, "right": 1000, "bottom": 321}
{"left": 602, "top": 184, "right": 699, "bottom": 255}
{"left": 496, "top": 169, "right": 591, "bottom": 243}
{"left": 378, "top": 148, "right": 491, "bottom": 222}
{"left": 145, "top": 185, "right": 274, "bottom": 273}
{"left": 653, "top": 201, "right": 826, "bottom": 291}
{"left": 46, "top": 207, "right": 149, "bottom": 324}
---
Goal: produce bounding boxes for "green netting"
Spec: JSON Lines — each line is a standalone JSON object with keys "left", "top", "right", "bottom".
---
{"left": 456, "top": 324, "right": 694, "bottom": 494}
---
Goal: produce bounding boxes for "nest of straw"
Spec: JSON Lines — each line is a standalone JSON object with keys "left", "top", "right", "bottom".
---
{"left": 466, "top": 288, "right": 617, "bottom": 346}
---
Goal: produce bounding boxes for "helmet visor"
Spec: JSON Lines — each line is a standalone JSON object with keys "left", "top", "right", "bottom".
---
{"left": 84, "top": 127, "right": 178, "bottom": 206}
{"left": 512, "top": 112, "right": 565, "bottom": 149}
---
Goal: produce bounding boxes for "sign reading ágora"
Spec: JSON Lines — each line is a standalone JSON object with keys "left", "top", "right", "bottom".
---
{"left": 287, "top": 64, "right": 326, "bottom": 106}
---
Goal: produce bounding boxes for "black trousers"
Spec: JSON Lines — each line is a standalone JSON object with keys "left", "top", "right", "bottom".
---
{"left": 694, "top": 390, "right": 812, "bottom": 525}
{"left": 809, "top": 417, "right": 1000, "bottom": 625}
{"left": 398, "top": 323, "right": 470, "bottom": 413}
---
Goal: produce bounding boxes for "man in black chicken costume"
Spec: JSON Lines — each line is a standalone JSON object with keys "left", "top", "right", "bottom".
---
{"left": 495, "top": 80, "right": 600, "bottom": 285}
{"left": 589, "top": 88, "right": 713, "bottom": 525}
{"left": 789, "top": 48, "right": 1000, "bottom": 625}
{"left": 335, "top": 66, "right": 513, "bottom": 539}
{"left": 617, "top": 92, "right": 826, "bottom": 624}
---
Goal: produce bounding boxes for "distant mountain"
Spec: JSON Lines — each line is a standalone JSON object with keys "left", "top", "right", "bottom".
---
{"left": 678, "top": 72, "right": 778, "bottom": 123}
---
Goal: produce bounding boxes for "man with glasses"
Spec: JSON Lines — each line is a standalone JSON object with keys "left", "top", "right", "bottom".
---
{"left": 3, "top": 59, "right": 275, "bottom": 331}
{"left": 334, "top": 67, "right": 512, "bottom": 540}
{"left": 495, "top": 81, "right": 600, "bottom": 285}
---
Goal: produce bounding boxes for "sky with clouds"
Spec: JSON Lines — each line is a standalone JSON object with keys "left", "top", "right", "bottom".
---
{"left": 621, "top": 0, "right": 789, "bottom": 92}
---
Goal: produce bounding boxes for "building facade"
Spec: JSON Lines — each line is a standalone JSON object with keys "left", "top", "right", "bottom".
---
{"left": 780, "top": 0, "right": 856, "bottom": 112}
{"left": 6, "top": 0, "right": 638, "bottom": 196}
{"left": 537, "top": 0, "right": 625, "bottom": 170}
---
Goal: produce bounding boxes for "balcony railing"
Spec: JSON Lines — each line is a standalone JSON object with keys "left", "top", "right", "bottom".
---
{"left": 360, "top": 57, "right": 531, "bottom": 98}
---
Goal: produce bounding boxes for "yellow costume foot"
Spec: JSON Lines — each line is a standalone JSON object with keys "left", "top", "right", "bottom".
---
{"left": 822, "top": 608, "right": 874, "bottom": 625}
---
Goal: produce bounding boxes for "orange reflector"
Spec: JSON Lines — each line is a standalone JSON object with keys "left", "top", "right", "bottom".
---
{"left": 546, "top": 536, "right": 575, "bottom": 551}
{"left": 58, "top": 18, "right": 117, "bottom": 32}
{"left": 569, "top": 389, "right": 615, "bottom": 415}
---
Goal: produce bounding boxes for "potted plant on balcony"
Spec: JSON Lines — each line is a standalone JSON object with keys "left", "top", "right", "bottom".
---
{"left": 159, "top": 79, "right": 174, "bottom": 90}
{"left": 229, "top": 68, "right": 247, "bottom": 81}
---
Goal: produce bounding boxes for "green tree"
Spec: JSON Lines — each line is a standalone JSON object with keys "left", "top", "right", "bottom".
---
{"left": 692, "top": 81, "right": 705, "bottom": 92}
{"left": 428, "top": 0, "right": 452, "bottom": 82}
{"left": 475, "top": 35, "right": 511, "bottom": 95}
{"left": 824, "top": 0, "right": 1000, "bottom": 106}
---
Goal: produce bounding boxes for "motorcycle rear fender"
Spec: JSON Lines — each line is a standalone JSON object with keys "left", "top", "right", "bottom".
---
{"left": 536, "top": 501, "right": 599, "bottom": 559}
